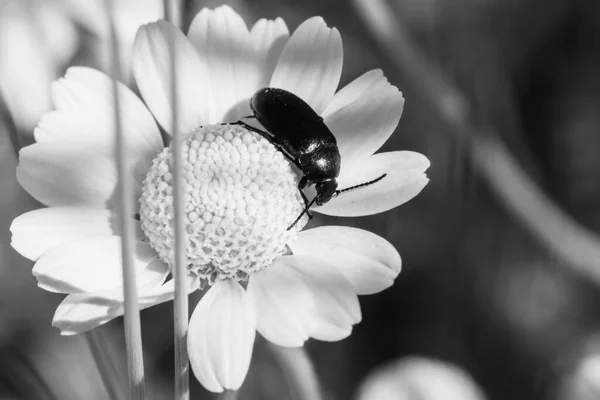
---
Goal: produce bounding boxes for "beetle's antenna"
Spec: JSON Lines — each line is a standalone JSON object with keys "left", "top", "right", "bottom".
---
{"left": 287, "top": 174, "right": 388, "bottom": 230}
{"left": 287, "top": 197, "right": 318, "bottom": 231}
{"left": 335, "top": 173, "right": 387, "bottom": 195}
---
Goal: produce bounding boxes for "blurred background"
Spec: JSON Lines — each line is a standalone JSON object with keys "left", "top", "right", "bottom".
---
{"left": 2, "top": 0, "right": 600, "bottom": 399}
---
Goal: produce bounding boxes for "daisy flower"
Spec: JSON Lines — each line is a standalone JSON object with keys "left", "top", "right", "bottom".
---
{"left": 10, "top": 5, "right": 430, "bottom": 393}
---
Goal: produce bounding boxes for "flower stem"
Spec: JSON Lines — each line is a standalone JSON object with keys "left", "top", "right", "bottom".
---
{"left": 165, "top": 0, "right": 183, "bottom": 29}
{"left": 220, "top": 390, "right": 239, "bottom": 400}
{"left": 164, "top": 1, "right": 190, "bottom": 400}
{"left": 268, "top": 343, "right": 323, "bottom": 400}
{"left": 105, "top": 1, "right": 146, "bottom": 398}
{"left": 85, "top": 330, "right": 126, "bottom": 400}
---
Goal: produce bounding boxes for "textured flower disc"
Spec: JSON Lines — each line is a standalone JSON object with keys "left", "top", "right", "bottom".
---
{"left": 140, "top": 124, "right": 307, "bottom": 285}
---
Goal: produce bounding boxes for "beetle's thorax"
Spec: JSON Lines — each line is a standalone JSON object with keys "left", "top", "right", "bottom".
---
{"left": 299, "top": 144, "right": 341, "bottom": 182}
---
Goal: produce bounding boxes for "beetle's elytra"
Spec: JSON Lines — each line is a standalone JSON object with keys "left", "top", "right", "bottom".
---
{"left": 231, "top": 87, "right": 387, "bottom": 230}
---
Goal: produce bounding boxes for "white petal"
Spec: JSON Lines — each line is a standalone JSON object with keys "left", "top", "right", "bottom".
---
{"left": 79, "top": 274, "right": 198, "bottom": 304}
{"left": 53, "top": 274, "right": 197, "bottom": 335}
{"left": 17, "top": 143, "right": 118, "bottom": 208}
{"left": 247, "top": 260, "right": 313, "bottom": 347}
{"left": 33, "top": 237, "right": 163, "bottom": 293}
{"left": 316, "top": 151, "right": 430, "bottom": 217}
{"left": 188, "top": 5, "right": 259, "bottom": 122}
{"left": 270, "top": 17, "right": 343, "bottom": 115}
{"left": 133, "top": 20, "right": 212, "bottom": 134}
{"left": 291, "top": 226, "right": 401, "bottom": 295}
{"left": 136, "top": 274, "right": 199, "bottom": 302}
{"left": 53, "top": 293, "right": 122, "bottom": 335}
{"left": 322, "top": 69, "right": 404, "bottom": 166}
{"left": 286, "top": 255, "right": 361, "bottom": 341}
{"left": 37, "top": 67, "right": 163, "bottom": 157}
{"left": 10, "top": 207, "right": 140, "bottom": 261}
{"left": 188, "top": 280, "right": 257, "bottom": 393}
{"left": 251, "top": 18, "right": 290, "bottom": 89}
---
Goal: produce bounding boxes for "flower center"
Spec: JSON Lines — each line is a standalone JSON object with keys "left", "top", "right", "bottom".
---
{"left": 139, "top": 124, "right": 307, "bottom": 286}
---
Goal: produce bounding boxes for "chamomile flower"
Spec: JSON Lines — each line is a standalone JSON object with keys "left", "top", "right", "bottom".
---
{"left": 10, "top": 6, "right": 430, "bottom": 392}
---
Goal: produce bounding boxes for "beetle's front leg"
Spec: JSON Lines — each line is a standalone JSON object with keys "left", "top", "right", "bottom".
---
{"left": 298, "top": 175, "right": 308, "bottom": 190}
{"left": 297, "top": 176, "right": 313, "bottom": 219}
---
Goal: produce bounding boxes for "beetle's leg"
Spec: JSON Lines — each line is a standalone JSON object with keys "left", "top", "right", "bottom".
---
{"left": 230, "top": 120, "right": 303, "bottom": 169}
{"left": 230, "top": 120, "right": 272, "bottom": 139}
{"left": 297, "top": 176, "right": 313, "bottom": 219}
{"left": 298, "top": 175, "right": 308, "bottom": 190}
{"left": 299, "top": 191, "right": 313, "bottom": 220}
{"left": 240, "top": 115, "right": 256, "bottom": 120}
{"left": 288, "top": 197, "right": 317, "bottom": 230}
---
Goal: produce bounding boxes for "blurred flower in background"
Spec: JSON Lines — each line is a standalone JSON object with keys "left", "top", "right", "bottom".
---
{"left": 555, "top": 337, "right": 600, "bottom": 400}
{"left": 0, "top": 0, "right": 77, "bottom": 133}
{"left": 0, "top": 0, "right": 162, "bottom": 134}
{"left": 357, "top": 357, "right": 487, "bottom": 400}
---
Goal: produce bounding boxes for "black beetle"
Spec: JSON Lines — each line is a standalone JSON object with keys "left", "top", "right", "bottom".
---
{"left": 231, "top": 87, "right": 386, "bottom": 229}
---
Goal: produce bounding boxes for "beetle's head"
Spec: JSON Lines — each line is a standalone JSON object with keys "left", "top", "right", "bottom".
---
{"left": 315, "top": 179, "right": 338, "bottom": 205}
